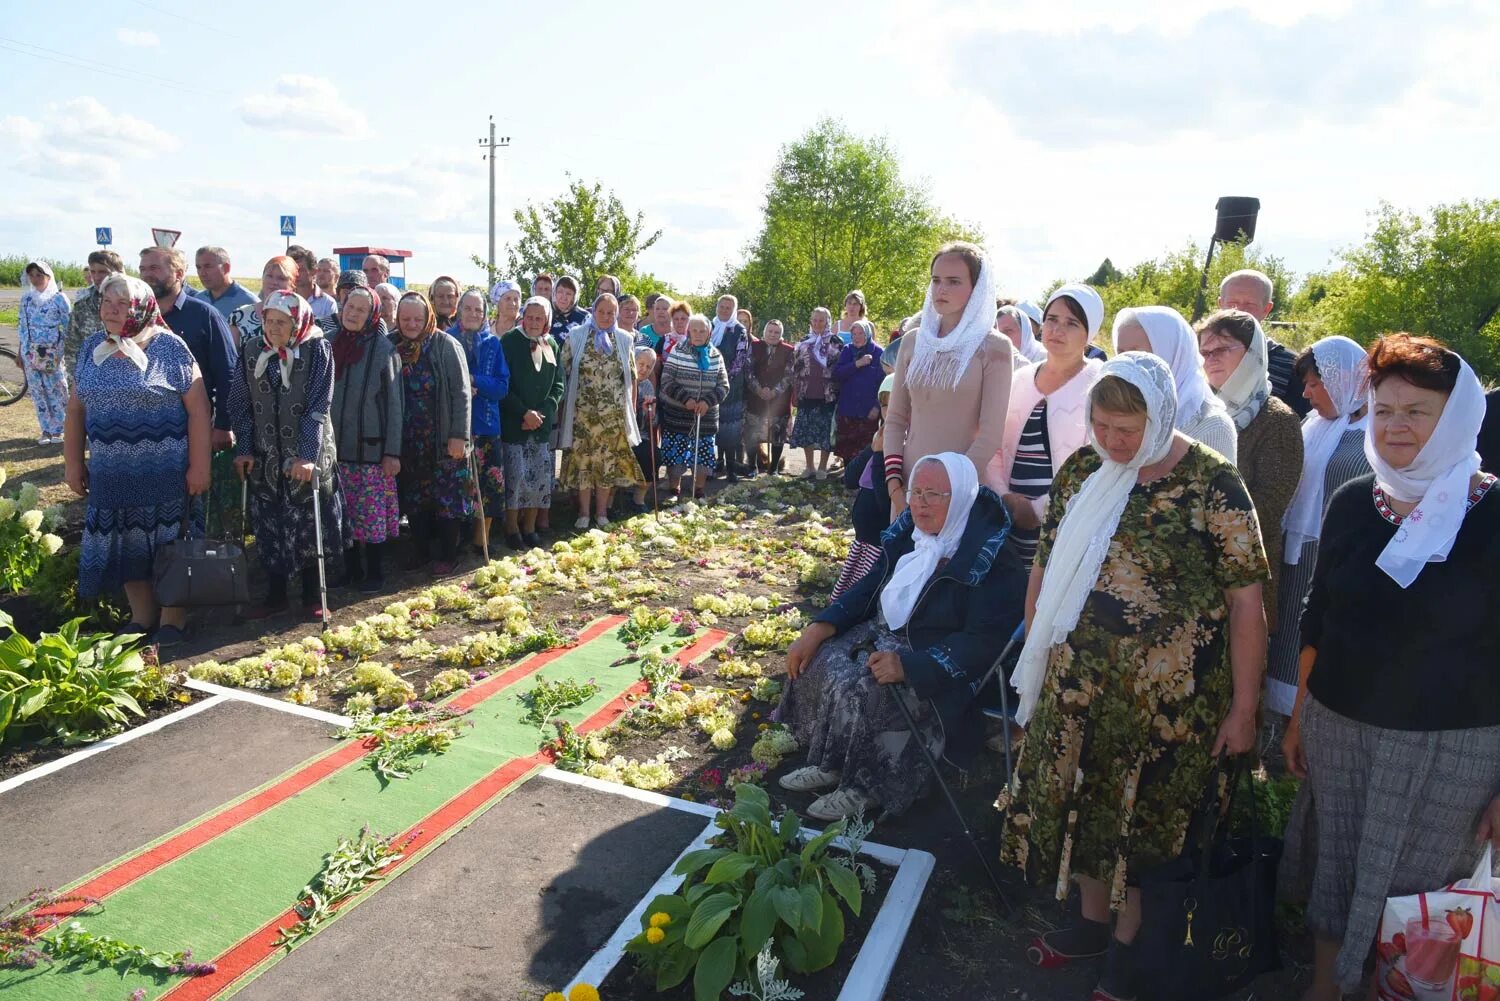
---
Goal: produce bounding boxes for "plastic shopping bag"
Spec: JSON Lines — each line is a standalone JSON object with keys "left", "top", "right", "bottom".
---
{"left": 1375, "top": 845, "right": 1500, "bottom": 1001}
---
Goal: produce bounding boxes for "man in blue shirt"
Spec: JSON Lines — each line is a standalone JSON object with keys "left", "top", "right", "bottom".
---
{"left": 194, "top": 245, "right": 258, "bottom": 321}
{"left": 140, "top": 246, "right": 239, "bottom": 449}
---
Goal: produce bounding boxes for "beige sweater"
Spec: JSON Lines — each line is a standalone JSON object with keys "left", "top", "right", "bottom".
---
{"left": 883, "top": 330, "right": 1014, "bottom": 482}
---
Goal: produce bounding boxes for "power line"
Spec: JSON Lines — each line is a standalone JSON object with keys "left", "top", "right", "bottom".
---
{"left": 0, "top": 34, "right": 229, "bottom": 98}
{"left": 124, "top": 0, "right": 221, "bottom": 33}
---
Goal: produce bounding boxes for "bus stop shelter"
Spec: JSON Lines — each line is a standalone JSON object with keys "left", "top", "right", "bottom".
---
{"left": 334, "top": 246, "right": 413, "bottom": 289}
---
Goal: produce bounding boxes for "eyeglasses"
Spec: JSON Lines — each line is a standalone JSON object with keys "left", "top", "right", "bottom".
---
{"left": 1200, "top": 344, "right": 1243, "bottom": 363}
{"left": 909, "top": 489, "right": 951, "bottom": 505}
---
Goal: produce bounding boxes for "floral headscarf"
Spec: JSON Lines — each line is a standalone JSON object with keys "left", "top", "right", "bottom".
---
{"left": 395, "top": 291, "right": 437, "bottom": 367}
{"left": 92, "top": 273, "right": 167, "bottom": 371}
{"left": 332, "top": 287, "right": 381, "bottom": 380}
{"left": 255, "top": 290, "right": 322, "bottom": 384}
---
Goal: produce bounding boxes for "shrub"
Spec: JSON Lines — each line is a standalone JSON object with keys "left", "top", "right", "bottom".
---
{"left": 0, "top": 469, "right": 67, "bottom": 596}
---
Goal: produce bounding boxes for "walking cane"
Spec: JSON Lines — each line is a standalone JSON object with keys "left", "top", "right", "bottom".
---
{"left": 309, "top": 460, "right": 330, "bottom": 630}
{"left": 647, "top": 405, "right": 660, "bottom": 522}
{"left": 690, "top": 409, "right": 703, "bottom": 502}
{"left": 468, "top": 446, "right": 490, "bottom": 563}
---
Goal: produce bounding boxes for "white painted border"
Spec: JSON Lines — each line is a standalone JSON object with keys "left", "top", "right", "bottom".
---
{"left": 0, "top": 694, "right": 229, "bottom": 796}
{"left": 182, "top": 678, "right": 353, "bottom": 726}
{"left": 542, "top": 767, "right": 936, "bottom": 999}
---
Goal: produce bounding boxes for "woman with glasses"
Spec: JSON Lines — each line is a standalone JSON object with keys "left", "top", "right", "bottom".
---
{"left": 774, "top": 452, "right": 1028, "bottom": 821}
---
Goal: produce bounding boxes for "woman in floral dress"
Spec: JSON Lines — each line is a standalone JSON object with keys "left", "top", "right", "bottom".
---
{"left": 19, "top": 260, "right": 71, "bottom": 444}
{"left": 999, "top": 352, "right": 1269, "bottom": 1001}
{"left": 394, "top": 291, "right": 473, "bottom": 575}
{"left": 557, "top": 293, "right": 641, "bottom": 529}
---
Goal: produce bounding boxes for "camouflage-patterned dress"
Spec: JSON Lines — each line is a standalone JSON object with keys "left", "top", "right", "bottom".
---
{"left": 997, "top": 443, "right": 1268, "bottom": 907}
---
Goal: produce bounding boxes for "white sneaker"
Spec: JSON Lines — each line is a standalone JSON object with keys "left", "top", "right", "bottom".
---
{"left": 807, "top": 786, "right": 875, "bottom": 821}
{"left": 778, "top": 765, "right": 841, "bottom": 793}
{"left": 594, "top": 515, "right": 611, "bottom": 528}
{"left": 36, "top": 435, "right": 52, "bottom": 446}
{"left": 573, "top": 516, "right": 591, "bottom": 530}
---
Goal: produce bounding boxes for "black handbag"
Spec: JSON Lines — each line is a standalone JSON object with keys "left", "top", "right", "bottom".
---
{"left": 152, "top": 486, "right": 250, "bottom": 607}
{"left": 1131, "top": 759, "right": 1283, "bottom": 1001}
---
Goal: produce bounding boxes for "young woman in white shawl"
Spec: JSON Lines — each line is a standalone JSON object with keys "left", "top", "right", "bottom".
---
{"left": 1263, "top": 335, "right": 1372, "bottom": 716}
{"left": 1112, "top": 305, "right": 1237, "bottom": 462}
{"left": 997, "top": 352, "right": 1269, "bottom": 1001}
{"left": 1276, "top": 335, "right": 1500, "bottom": 1001}
{"left": 882, "top": 242, "right": 1014, "bottom": 521}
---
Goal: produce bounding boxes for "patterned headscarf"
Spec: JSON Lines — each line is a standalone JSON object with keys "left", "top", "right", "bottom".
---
{"left": 332, "top": 287, "right": 381, "bottom": 380}
{"left": 489, "top": 278, "right": 521, "bottom": 304}
{"left": 521, "top": 295, "right": 555, "bottom": 372}
{"left": 255, "top": 290, "right": 322, "bottom": 385}
{"left": 337, "top": 270, "right": 369, "bottom": 291}
{"left": 395, "top": 291, "right": 437, "bottom": 367}
{"left": 92, "top": 273, "right": 167, "bottom": 371}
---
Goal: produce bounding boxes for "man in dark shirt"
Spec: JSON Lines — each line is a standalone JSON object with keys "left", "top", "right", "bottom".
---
{"left": 549, "top": 275, "right": 589, "bottom": 345}
{"left": 1218, "top": 269, "right": 1311, "bottom": 417}
{"left": 1481, "top": 387, "right": 1500, "bottom": 473}
{"left": 139, "top": 246, "right": 239, "bottom": 448}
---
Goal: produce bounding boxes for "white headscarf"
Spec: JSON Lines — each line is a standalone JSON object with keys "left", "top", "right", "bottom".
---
{"left": 905, "top": 250, "right": 999, "bottom": 391}
{"left": 1210, "top": 313, "right": 1272, "bottom": 430}
{"left": 1282, "top": 336, "right": 1369, "bottom": 563}
{"left": 1366, "top": 354, "right": 1486, "bottom": 588}
{"left": 1112, "top": 306, "right": 1227, "bottom": 435}
{"left": 21, "top": 260, "right": 62, "bottom": 309}
{"left": 711, "top": 294, "right": 739, "bottom": 348}
{"left": 1013, "top": 352, "right": 1178, "bottom": 726}
{"left": 488, "top": 278, "right": 521, "bottom": 304}
{"left": 998, "top": 305, "right": 1046, "bottom": 364}
{"left": 879, "top": 452, "right": 981, "bottom": 630}
{"left": 1016, "top": 300, "right": 1044, "bottom": 331}
{"left": 1045, "top": 284, "right": 1104, "bottom": 340}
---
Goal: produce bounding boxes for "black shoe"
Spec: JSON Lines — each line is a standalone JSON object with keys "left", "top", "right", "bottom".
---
{"left": 1094, "top": 939, "right": 1139, "bottom": 1001}
{"left": 522, "top": 532, "right": 544, "bottom": 549}
{"left": 505, "top": 531, "right": 525, "bottom": 550}
{"left": 359, "top": 574, "right": 385, "bottom": 595}
{"left": 154, "top": 625, "right": 187, "bottom": 650}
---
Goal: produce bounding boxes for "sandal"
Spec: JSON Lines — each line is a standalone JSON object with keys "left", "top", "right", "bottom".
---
{"left": 1027, "top": 917, "right": 1111, "bottom": 968}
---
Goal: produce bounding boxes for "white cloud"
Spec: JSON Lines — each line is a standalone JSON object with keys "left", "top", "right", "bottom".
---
{"left": 116, "top": 28, "right": 160, "bottom": 47}
{"left": 0, "top": 97, "right": 179, "bottom": 182}
{"left": 238, "top": 75, "right": 370, "bottom": 138}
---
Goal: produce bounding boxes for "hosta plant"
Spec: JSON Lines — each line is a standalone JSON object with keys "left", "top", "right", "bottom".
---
{"left": 625, "top": 783, "right": 865, "bottom": 1001}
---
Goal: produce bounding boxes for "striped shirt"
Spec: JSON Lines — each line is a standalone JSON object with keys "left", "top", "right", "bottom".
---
{"left": 1007, "top": 400, "right": 1052, "bottom": 565}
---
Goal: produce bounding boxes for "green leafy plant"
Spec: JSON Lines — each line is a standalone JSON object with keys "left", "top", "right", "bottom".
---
{"left": 1, "top": 889, "right": 214, "bottom": 978}
{"left": 729, "top": 942, "right": 804, "bottom": 1001}
{"left": 336, "top": 706, "right": 470, "bottom": 783}
{"left": 26, "top": 549, "right": 129, "bottom": 631}
{"left": 0, "top": 469, "right": 67, "bottom": 596}
{"left": 519, "top": 674, "right": 600, "bottom": 730}
{"left": 0, "top": 611, "right": 161, "bottom": 746}
{"left": 273, "top": 827, "right": 418, "bottom": 947}
{"left": 625, "top": 783, "right": 865, "bottom": 1001}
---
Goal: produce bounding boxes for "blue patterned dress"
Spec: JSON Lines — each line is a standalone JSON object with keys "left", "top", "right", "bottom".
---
{"left": 76, "top": 331, "right": 202, "bottom": 597}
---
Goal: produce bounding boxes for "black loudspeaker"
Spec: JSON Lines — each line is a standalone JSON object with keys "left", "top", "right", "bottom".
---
{"left": 1214, "top": 197, "right": 1261, "bottom": 243}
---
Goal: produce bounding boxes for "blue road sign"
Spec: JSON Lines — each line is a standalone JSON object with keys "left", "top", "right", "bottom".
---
{"left": 96, "top": 227, "right": 112, "bottom": 245}
{"left": 279, "top": 215, "right": 297, "bottom": 237}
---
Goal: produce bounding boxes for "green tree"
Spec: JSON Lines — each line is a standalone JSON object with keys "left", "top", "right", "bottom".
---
{"left": 1290, "top": 200, "right": 1500, "bottom": 379}
{"left": 719, "top": 118, "right": 979, "bottom": 334}
{"left": 472, "top": 174, "right": 664, "bottom": 298}
{"left": 1085, "top": 257, "right": 1121, "bottom": 286}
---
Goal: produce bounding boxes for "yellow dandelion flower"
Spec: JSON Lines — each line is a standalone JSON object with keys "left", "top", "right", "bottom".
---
{"left": 544, "top": 994, "right": 565, "bottom": 1001}
{"left": 569, "top": 986, "right": 601, "bottom": 1001}
{"left": 646, "top": 926, "right": 665, "bottom": 944}
{"left": 649, "top": 911, "right": 672, "bottom": 927}
{"left": 758, "top": 722, "right": 770, "bottom": 731}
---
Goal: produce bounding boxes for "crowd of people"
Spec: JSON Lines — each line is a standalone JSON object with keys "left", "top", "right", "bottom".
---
{"left": 25, "top": 234, "right": 1500, "bottom": 1001}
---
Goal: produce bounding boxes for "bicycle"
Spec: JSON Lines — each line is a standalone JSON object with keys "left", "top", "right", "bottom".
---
{"left": 0, "top": 344, "right": 27, "bottom": 406}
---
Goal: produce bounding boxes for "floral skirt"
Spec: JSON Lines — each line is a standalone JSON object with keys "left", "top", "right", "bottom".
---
{"left": 775, "top": 619, "right": 938, "bottom": 816}
{"left": 398, "top": 453, "right": 473, "bottom": 521}
{"left": 660, "top": 430, "right": 717, "bottom": 473}
{"left": 249, "top": 477, "right": 346, "bottom": 577}
{"left": 718, "top": 399, "right": 746, "bottom": 448}
{"left": 789, "top": 399, "right": 836, "bottom": 449}
{"left": 503, "top": 441, "right": 553, "bottom": 510}
{"left": 472, "top": 436, "right": 506, "bottom": 512}
{"left": 743, "top": 408, "right": 790, "bottom": 447}
{"left": 338, "top": 462, "right": 400, "bottom": 543}
{"left": 834, "top": 416, "right": 881, "bottom": 462}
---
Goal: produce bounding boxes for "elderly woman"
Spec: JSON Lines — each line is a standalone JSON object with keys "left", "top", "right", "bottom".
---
{"left": 709, "top": 295, "right": 752, "bottom": 481}
{"left": 1264, "top": 335, "right": 1371, "bottom": 716}
{"left": 778, "top": 452, "right": 1027, "bottom": 820}
{"left": 996, "top": 303, "right": 1047, "bottom": 367}
{"left": 1196, "top": 309, "right": 1304, "bottom": 632}
{"left": 229, "top": 291, "right": 345, "bottom": 620}
{"left": 394, "top": 291, "right": 473, "bottom": 575}
{"left": 449, "top": 288, "right": 510, "bottom": 552}
{"left": 1112, "top": 306, "right": 1238, "bottom": 462}
{"left": 19, "top": 260, "right": 72, "bottom": 445}
{"left": 329, "top": 286, "right": 401, "bottom": 593}
{"left": 490, "top": 279, "right": 522, "bottom": 334}
{"left": 428, "top": 275, "right": 461, "bottom": 331}
{"left": 745, "top": 320, "right": 795, "bottom": 476}
{"left": 788, "top": 307, "right": 844, "bottom": 478}
{"left": 230, "top": 256, "right": 298, "bottom": 348}
{"left": 884, "top": 243, "right": 1013, "bottom": 520}
{"left": 662, "top": 300, "right": 692, "bottom": 359}
{"left": 499, "top": 297, "right": 565, "bottom": 549}
{"left": 65, "top": 274, "right": 210, "bottom": 645}
{"left": 1279, "top": 335, "right": 1500, "bottom": 1001}
{"left": 658, "top": 313, "right": 729, "bottom": 502}
{"left": 375, "top": 283, "right": 400, "bottom": 328}
{"left": 617, "top": 293, "right": 642, "bottom": 340}
{"left": 831, "top": 319, "right": 885, "bottom": 464}
{"left": 557, "top": 293, "right": 642, "bottom": 529}
{"left": 985, "top": 288, "right": 1106, "bottom": 567}
{"left": 999, "top": 353, "right": 1268, "bottom": 1001}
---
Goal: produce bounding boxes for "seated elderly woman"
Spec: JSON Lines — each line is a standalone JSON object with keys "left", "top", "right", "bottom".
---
{"left": 775, "top": 452, "right": 1027, "bottom": 822}
{"left": 1280, "top": 335, "right": 1500, "bottom": 1001}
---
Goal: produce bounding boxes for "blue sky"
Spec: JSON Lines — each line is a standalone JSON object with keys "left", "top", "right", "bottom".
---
{"left": 2, "top": 0, "right": 1497, "bottom": 306}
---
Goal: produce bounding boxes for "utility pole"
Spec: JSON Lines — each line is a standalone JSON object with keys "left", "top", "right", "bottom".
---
{"left": 477, "top": 116, "right": 511, "bottom": 279}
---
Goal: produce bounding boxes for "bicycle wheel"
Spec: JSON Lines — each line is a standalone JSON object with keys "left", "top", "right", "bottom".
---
{"left": 0, "top": 346, "right": 27, "bottom": 406}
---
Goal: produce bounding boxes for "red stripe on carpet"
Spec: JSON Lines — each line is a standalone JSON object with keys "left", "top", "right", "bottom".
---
{"left": 567, "top": 629, "right": 729, "bottom": 741}
{"left": 44, "top": 616, "right": 627, "bottom": 917}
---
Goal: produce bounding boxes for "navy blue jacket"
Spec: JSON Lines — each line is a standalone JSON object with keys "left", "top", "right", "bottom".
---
{"left": 1480, "top": 388, "right": 1499, "bottom": 475}
{"left": 162, "top": 290, "right": 238, "bottom": 430}
{"left": 843, "top": 446, "right": 888, "bottom": 546}
{"left": 815, "top": 487, "right": 1027, "bottom": 764}
{"left": 549, "top": 306, "right": 588, "bottom": 346}
{"left": 447, "top": 322, "right": 510, "bottom": 437}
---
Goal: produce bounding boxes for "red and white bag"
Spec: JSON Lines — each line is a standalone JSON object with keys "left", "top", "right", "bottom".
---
{"left": 1375, "top": 846, "right": 1500, "bottom": 1001}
